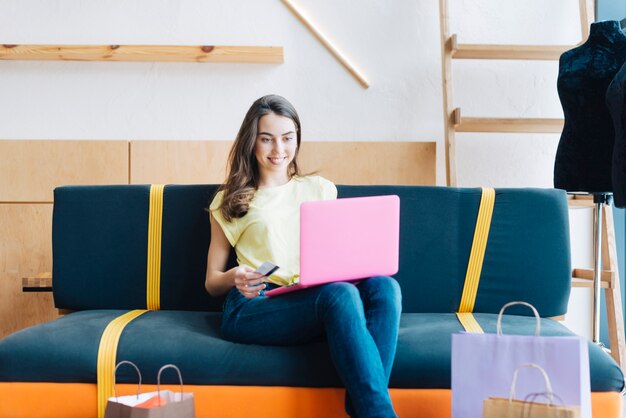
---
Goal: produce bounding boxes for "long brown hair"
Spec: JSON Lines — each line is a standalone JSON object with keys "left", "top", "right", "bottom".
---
{"left": 217, "top": 95, "right": 302, "bottom": 221}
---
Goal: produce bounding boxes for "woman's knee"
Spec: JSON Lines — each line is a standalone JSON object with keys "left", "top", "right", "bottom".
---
{"left": 316, "top": 282, "right": 363, "bottom": 318}
{"left": 363, "top": 276, "right": 402, "bottom": 304}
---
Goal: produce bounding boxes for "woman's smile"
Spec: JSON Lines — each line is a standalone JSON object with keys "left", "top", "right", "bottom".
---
{"left": 268, "top": 156, "right": 288, "bottom": 165}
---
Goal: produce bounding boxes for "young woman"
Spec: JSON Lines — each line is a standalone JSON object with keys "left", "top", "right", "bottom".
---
{"left": 205, "top": 94, "right": 402, "bottom": 418}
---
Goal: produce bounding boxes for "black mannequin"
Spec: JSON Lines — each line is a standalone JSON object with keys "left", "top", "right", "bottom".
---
{"left": 607, "top": 60, "right": 626, "bottom": 206}
{"left": 554, "top": 21, "right": 626, "bottom": 192}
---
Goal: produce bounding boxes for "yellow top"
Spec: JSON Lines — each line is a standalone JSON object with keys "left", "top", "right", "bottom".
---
{"left": 210, "top": 175, "right": 337, "bottom": 286}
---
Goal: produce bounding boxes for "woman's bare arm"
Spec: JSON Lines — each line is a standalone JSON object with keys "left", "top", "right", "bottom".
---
{"left": 205, "top": 214, "right": 265, "bottom": 297}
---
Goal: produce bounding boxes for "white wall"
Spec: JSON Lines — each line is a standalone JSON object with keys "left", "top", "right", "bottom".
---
{"left": 0, "top": 1, "right": 442, "bottom": 146}
{"left": 0, "top": 0, "right": 595, "bottom": 336}
{"left": 0, "top": 0, "right": 583, "bottom": 186}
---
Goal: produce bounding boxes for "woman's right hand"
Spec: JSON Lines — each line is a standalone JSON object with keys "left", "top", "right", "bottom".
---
{"left": 233, "top": 265, "right": 267, "bottom": 299}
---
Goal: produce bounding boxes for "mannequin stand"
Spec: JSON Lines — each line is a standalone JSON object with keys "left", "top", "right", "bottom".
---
{"left": 592, "top": 193, "right": 611, "bottom": 345}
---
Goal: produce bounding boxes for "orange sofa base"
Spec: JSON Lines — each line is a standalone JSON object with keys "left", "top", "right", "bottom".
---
{"left": 0, "top": 383, "right": 621, "bottom": 418}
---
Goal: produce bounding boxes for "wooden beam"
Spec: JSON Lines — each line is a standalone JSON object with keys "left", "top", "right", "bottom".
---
{"left": 450, "top": 39, "right": 570, "bottom": 60}
{"left": 0, "top": 44, "right": 284, "bottom": 63}
{"left": 601, "top": 204, "right": 626, "bottom": 369}
{"left": 281, "top": 0, "right": 369, "bottom": 88}
{"left": 456, "top": 117, "right": 564, "bottom": 133}
{"left": 439, "top": 0, "right": 457, "bottom": 186}
{"left": 579, "top": 0, "right": 595, "bottom": 41}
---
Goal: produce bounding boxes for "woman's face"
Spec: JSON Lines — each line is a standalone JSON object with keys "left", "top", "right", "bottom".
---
{"left": 254, "top": 112, "right": 298, "bottom": 177}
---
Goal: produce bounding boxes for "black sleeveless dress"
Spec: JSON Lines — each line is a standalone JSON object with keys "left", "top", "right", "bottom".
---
{"left": 554, "top": 21, "right": 626, "bottom": 193}
{"left": 607, "top": 60, "right": 626, "bottom": 206}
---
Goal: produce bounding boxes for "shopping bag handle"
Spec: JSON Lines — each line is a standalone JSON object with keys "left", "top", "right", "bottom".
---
{"left": 522, "top": 392, "right": 567, "bottom": 418}
{"left": 157, "top": 364, "right": 185, "bottom": 404}
{"left": 113, "top": 360, "right": 142, "bottom": 400}
{"left": 497, "top": 301, "right": 541, "bottom": 336}
{"left": 509, "top": 363, "right": 554, "bottom": 405}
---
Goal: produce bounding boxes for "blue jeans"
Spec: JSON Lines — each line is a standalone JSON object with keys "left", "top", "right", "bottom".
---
{"left": 221, "top": 276, "right": 402, "bottom": 418}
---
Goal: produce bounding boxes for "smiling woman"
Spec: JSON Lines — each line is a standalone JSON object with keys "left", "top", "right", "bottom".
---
{"left": 212, "top": 95, "right": 305, "bottom": 224}
{"left": 204, "top": 94, "right": 403, "bottom": 418}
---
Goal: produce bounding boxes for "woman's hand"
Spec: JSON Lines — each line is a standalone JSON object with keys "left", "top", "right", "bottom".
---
{"left": 233, "top": 265, "right": 267, "bottom": 298}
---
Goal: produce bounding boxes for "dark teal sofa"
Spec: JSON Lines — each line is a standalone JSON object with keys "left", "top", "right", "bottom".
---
{"left": 0, "top": 185, "right": 623, "bottom": 418}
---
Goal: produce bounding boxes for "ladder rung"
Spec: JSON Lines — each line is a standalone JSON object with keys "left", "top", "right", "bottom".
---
{"left": 455, "top": 117, "right": 564, "bottom": 133}
{"left": 449, "top": 36, "right": 572, "bottom": 60}
{"left": 567, "top": 195, "right": 596, "bottom": 208}
{"left": 572, "top": 278, "right": 610, "bottom": 289}
{"left": 572, "top": 268, "right": 614, "bottom": 283}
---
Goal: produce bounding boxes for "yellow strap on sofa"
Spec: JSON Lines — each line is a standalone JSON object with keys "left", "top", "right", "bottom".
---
{"left": 456, "top": 312, "right": 484, "bottom": 333}
{"left": 147, "top": 184, "right": 165, "bottom": 310}
{"left": 96, "top": 185, "right": 165, "bottom": 417}
{"left": 97, "top": 309, "right": 148, "bottom": 418}
{"left": 456, "top": 187, "right": 495, "bottom": 333}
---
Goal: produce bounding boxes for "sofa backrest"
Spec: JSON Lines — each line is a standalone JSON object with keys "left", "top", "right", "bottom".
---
{"left": 52, "top": 185, "right": 571, "bottom": 317}
{"left": 338, "top": 186, "right": 571, "bottom": 317}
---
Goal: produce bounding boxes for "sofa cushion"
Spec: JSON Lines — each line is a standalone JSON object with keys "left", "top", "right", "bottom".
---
{"left": 0, "top": 310, "right": 621, "bottom": 392}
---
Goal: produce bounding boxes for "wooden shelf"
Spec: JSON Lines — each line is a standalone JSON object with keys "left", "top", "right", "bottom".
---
{"left": 449, "top": 35, "right": 571, "bottom": 60}
{"left": 0, "top": 44, "right": 284, "bottom": 63}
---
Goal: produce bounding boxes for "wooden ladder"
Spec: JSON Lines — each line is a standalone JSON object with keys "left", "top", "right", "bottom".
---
{"left": 439, "top": 0, "right": 626, "bottom": 371}
{"left": 439, "top": 0, "right": 594, "bottom": 187}
{"left": 570, "top": 195, "right": 626, "bottom": 370}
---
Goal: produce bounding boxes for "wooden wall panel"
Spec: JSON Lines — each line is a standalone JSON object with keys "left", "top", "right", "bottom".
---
{"left": 299, "top": 142, "right": 436, "bottom": 185}
{"left": 130, "top": 141, "right": 232, "bottom": 184}
{"left": 130, "top": 140, "right": 436, "bottom": 185}
{"left": 0, "top": 140, "right": 129, "bottom": 202}
{"left": 0, "top": 204, "right": 57, "bottom": 338}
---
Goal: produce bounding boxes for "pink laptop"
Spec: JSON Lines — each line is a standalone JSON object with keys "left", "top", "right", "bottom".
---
{"left": 264, "top": 194, "right": 400, "bottom": 297}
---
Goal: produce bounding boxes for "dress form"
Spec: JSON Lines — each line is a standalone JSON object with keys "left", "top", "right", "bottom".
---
{"left": 554, "top": 21, "right": 626, "bottom": 192}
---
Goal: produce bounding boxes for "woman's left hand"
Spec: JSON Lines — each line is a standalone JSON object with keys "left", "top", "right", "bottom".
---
{"left": 233, "top": 265, "right": 267, "bottom": 298}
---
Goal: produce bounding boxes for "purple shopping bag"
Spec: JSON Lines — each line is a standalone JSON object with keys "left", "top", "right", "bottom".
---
{"left": 451, "top": 302, "right": 591, "bottom": 418}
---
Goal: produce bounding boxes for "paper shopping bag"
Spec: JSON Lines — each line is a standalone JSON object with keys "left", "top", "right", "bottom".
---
{"left": 482, "top": 364, "right": 581, "bottom": 418}
{"left": 451, "top": 302, "right": 591, "bottom": 418}
{"left": 104, "top": 362, "right": 196, "bottom": 418}
{"left": 104, "top": 390, "right": 195, "bottom": 418}
{"left": 483, "top": 398, "right": 580, "bottom": 418}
